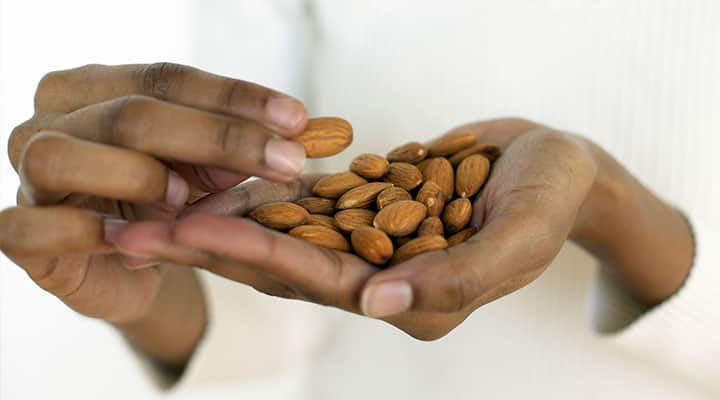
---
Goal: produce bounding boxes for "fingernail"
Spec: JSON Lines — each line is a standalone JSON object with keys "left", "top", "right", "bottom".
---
{"left": 103, "top": 218, "right": 128, "bottom": 244}
{"left": 361, "top": 281, "right": 413, "bottom": 318}
{"left": 266, "top": 96, "right": 305, "bottom": 131}
{"left": 166, "top": 170, "right": 189, "bottom": 207}
{"left": 265, "top": 138, "right": 306, "bottom": 178}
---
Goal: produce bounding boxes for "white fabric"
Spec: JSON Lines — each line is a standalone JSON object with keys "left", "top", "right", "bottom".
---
{"left": 170, "top": 1, "right": 720, "bottom": 398}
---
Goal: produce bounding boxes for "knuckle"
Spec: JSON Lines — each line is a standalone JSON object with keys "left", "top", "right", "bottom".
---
{"left": 34, "top": 70, "right": 65, "bottom": 106}
{"left": 104, "top": 95, "right": 155, "bottom": 145}
{"left": 139, "top": 62, "right": 187, "bottom": 99}
{"left": 8, "top": 123, "right": 37, "bottom": 171}
{"left": 0, "top": 207, "right": 20, "bottom": 252}
{"left": 19, "top": 132, "right": 65, "bottom": 187}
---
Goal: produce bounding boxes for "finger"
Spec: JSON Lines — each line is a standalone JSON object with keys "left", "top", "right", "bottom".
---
{"left": 170, "top": 162, "right": 248, "bottom": 194}
{"left": 34, "top": 63, "right": 308, "bottom": 135}
{"left": 171, "top": 214, "right": 377, "bottom": 312}
{"left": 18, "top": 131, "right": 188, "bottom": 207}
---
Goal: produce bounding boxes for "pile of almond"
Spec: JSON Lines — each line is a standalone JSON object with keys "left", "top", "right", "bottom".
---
{"left": 252, "top": 117, "right": 500, "bottom": 266}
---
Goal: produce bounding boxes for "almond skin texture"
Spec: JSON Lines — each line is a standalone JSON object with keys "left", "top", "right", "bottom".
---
{"left": 351, "top": 227, "right": 394, "bottom": 265}
{"left": 335, "top": 209, "right": 377, "bottom": 232}
{"left": 295, "top": 197, "right": 336, "bottom": 215}
{"left": 447, "top": 226, "right": 479, "bottom": 247}
{"left": 384, "top": 162, "right": 423, "bottom": 191}
{"left": 442, "top": 198, "right": 473, "bottom": 234}
{"left": 373, "top": 200, "right": 427, "bottom": 237}
{"left": 249, "top": 201, "right": 309, "bottom": 230}
{"left": 391, "top": 235, "right": 448, "bottom": 265}
{"left": 427, "top": 132, "right": 477, "bottom": 157}
{"left": 415, "top": 181, "right": 447, "bottom": 217}
{"left": 336, "top": 182, "right": 394, "bottom": 209}
{"left": 376, "top": 186, "right": 412, "bottom": 209}
{"left": 305, "top": 214, "right": 339, "bottom": 231}
{"left": 421, "top": 157, "right": 454, "bottom": 197}
{"left": 448, "top": 144, "right": 501, "bottom": 166}
{"left": 455, "top": 154, "right": 490, "bottom": 198}
{"left": 312, "top": 172, "right": 368, "bottom": 199}
{"left": 350, "top": 153, "right": 389, "bottom": 179}
{"left": 418, "top": 216, "right": 444, "bottom": 237}
{"left": 294, "top": 117, "right": 353, "bottom": 158}
{"left": 386, "top": 141, "right": 428, "bottom": 163}
{"left": 289, "top": 225, "right": 350, "bottom": 252}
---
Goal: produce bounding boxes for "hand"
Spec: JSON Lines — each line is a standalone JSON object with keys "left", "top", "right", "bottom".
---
{"left": 0, "top": 63, "right": 309, "bottom": 365}
{"left": 114, "top": 118, "right": 693, "bottom": 341}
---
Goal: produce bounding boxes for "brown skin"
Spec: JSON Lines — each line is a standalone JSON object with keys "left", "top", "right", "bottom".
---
{"left": 0, "top": 63, "right": 309, "bottom": 369}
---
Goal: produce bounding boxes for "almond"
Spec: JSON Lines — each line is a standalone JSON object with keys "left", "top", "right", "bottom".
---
{"left": 455, "top": 154, "right": 490, "bottom": 198}
{"left": 415, "top": 158, "right": 432, "bottom": 175}
{"left": 351, "top": 227, "right": 394, "bottom": 265}
{"left": 350, "top": 153, "right": 389, "bottom": 179}
{"left": 294, "top": 117, "right": 353, "bottom": 158}
{"left": 427, "top": 132, "right": 477, "bottom": 157}
{"left": 448, "top": 143, "right": 501, "bottom": 166}
{"left": 335, "top": 209, "right": 377, "bottom": 232}
{"left": 386, "top": 141, "right": 428, "bottom": 163}
{"left": 295, "top": 197, "right": 336, "bottom": 215}
{"left": 312, "top": 172, "right": 368, "bottom": 199}
{"left": 305, "top": 214, "right": 339, "bottom": 231}
{"left": 395, "top": 235, "right": 413, "bottom": 247}
{"left": 376, "top": 186, "right": 412, "bottom": 209}
{"left": 249, "top": 201, "right": 309, "bottom": 230}
{"left": 442, "top": 198, "right": 472, "bottom": 234}
{"left": 417, "top": 216, "right": 444, "bottom": 237}
{"left": 421, "top": 157, "right": 454, "bottom": 197}
{"left": 415, "top": 181, "right": 447, "bottom": 217}
{"left": 373, "top": 200, "right": 427, "bottom": 237}
{"left": 289, "top": 225, "right": 350, "bottom": 251}
{"left": 336, "top": 182, "right": 394, "bottom": 209}
{"left": 391, "top": 235, "right": 448, "bottom": 265}
{"left": 447, "top": 226, "right": 479, "bottom": 247}
{"left": 384, "top": 162, "right": 423, "bottom": 191}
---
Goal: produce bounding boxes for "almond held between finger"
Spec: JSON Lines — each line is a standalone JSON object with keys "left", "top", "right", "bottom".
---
{"left": 373, "top": 200, "right": 427, "bottom": 237}
{"left": 294, "top": 117, "right": 353, "bottom": 158}
{"left": 312, "top": 172, "right": 368, "bottom": 199}
{"left": 417, "top": 216, "right": 444, "bottom": 237}
{"left": 447, "top": 226, "right": 479, "bottom": 247}
{"left": 448, "top": 143, "right": 502, "bottom": 166}
{"left": 442, "top": 197, "right": 472, "bottom": 234}
{"left": 427, "top": 132, "right": 477, "bottom": 157}
{"left": 289, "top": 225, "right": 350, "bottom": 252}
{"left": 351, "top": 226, "right": 394, "bottom": 265}
{"left": 336, "top": 182, "right": 394, "bottom": 209}
{"left": 305, "top": 214, "right": 340, "bottom": 231}
{"left": 421, "top": 157, "right": 454, "bottom": 197}
{"left": 295, "top": 197, "right": 337, "bottom": 215}
{"left": 391, "top": 235, "right": 448, "bottom": 265}
{"left": 386, "top": 141, "right": 428, "bottom": 163}
{"left": 249, "top": 201, "right": 309, "bottom": 230}
{"left": 335, "top": 209, "right": 377, "bottom": 232}
{"left": 350, "top": 153, "right": 389, "bottom": 179}
{"left": 376, "top": 186, "right": 412, "bottom": 209}
{"left": 455, "top": 154, "right": 490, "bottom": 198}
{"left": 384, "top": 162, "right": 423, "bottom": 191}
{"left": 415, "top": 181, "right": 446, "bottom": 217}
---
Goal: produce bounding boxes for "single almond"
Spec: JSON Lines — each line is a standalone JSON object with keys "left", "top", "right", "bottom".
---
{"left": 336, "top": 182, "right": 394, "bottom": 209}
{"left": 415, "top": 158, "right": 432, "bottom": 174}
{"left": 294, "top": 117, "right": 353, "bottom": 158}
{"left": 305, "top": 214, "right": 340, "bottom": 231}
{"left": 386, "top": 141, "right": 428, "bottom": 163}
{"left": 249, "top": 201, "right": 309, "bottom": 230}
{"left": 312, "top": 172, "right": 368, "bottom": 199}
{"left": 427, "top": 132, "right": 477, "bottom": 157}
{"left": 376, "top": 186, "right": 412, "bottom": 209}
{"left": 351, "top": 226, "right": 394, "bottom": 265}
{"left": 373, "top": 200, "right": 427, "bottom": 237}
{"left": 295, "top": 197, "right": 336, "bottom": 215}
{"left": 384, "top": 162, "right": 423, "bottom": 191}
{"left": 391, "top": 235, "right": 448, "bottom": 265}
{"left": 421, "top": 157, "right": 454, "bottom": 197}
{"left": 289, "top": 225, "right": 350, "bottom": 251}
{"left": 415, "top": 181, "right": 447, "bottom": 217}
{"left": 442, "top": 198, "right": 473, "bottom": 234}
{"left": 335, "top": 209, "right": 377, "bottom": 232}
{"left": 455, "top": 154, "right": 490, "bottom": 198}
{"left": 349, "top": 153, "right": 389, "bottom": 179}
{"left": 417, "top": 216, "right": 444, "bottom": 237}
{"left": 448, "top": 144, "right": 501, "bottom": 166}
{"left": 447, "top": 226, "right": 479, "bottom": 247}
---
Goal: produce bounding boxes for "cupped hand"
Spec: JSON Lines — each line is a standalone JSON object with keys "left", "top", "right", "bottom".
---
{"left": 114, "top": 118, "right": 599, "bottom": 340}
